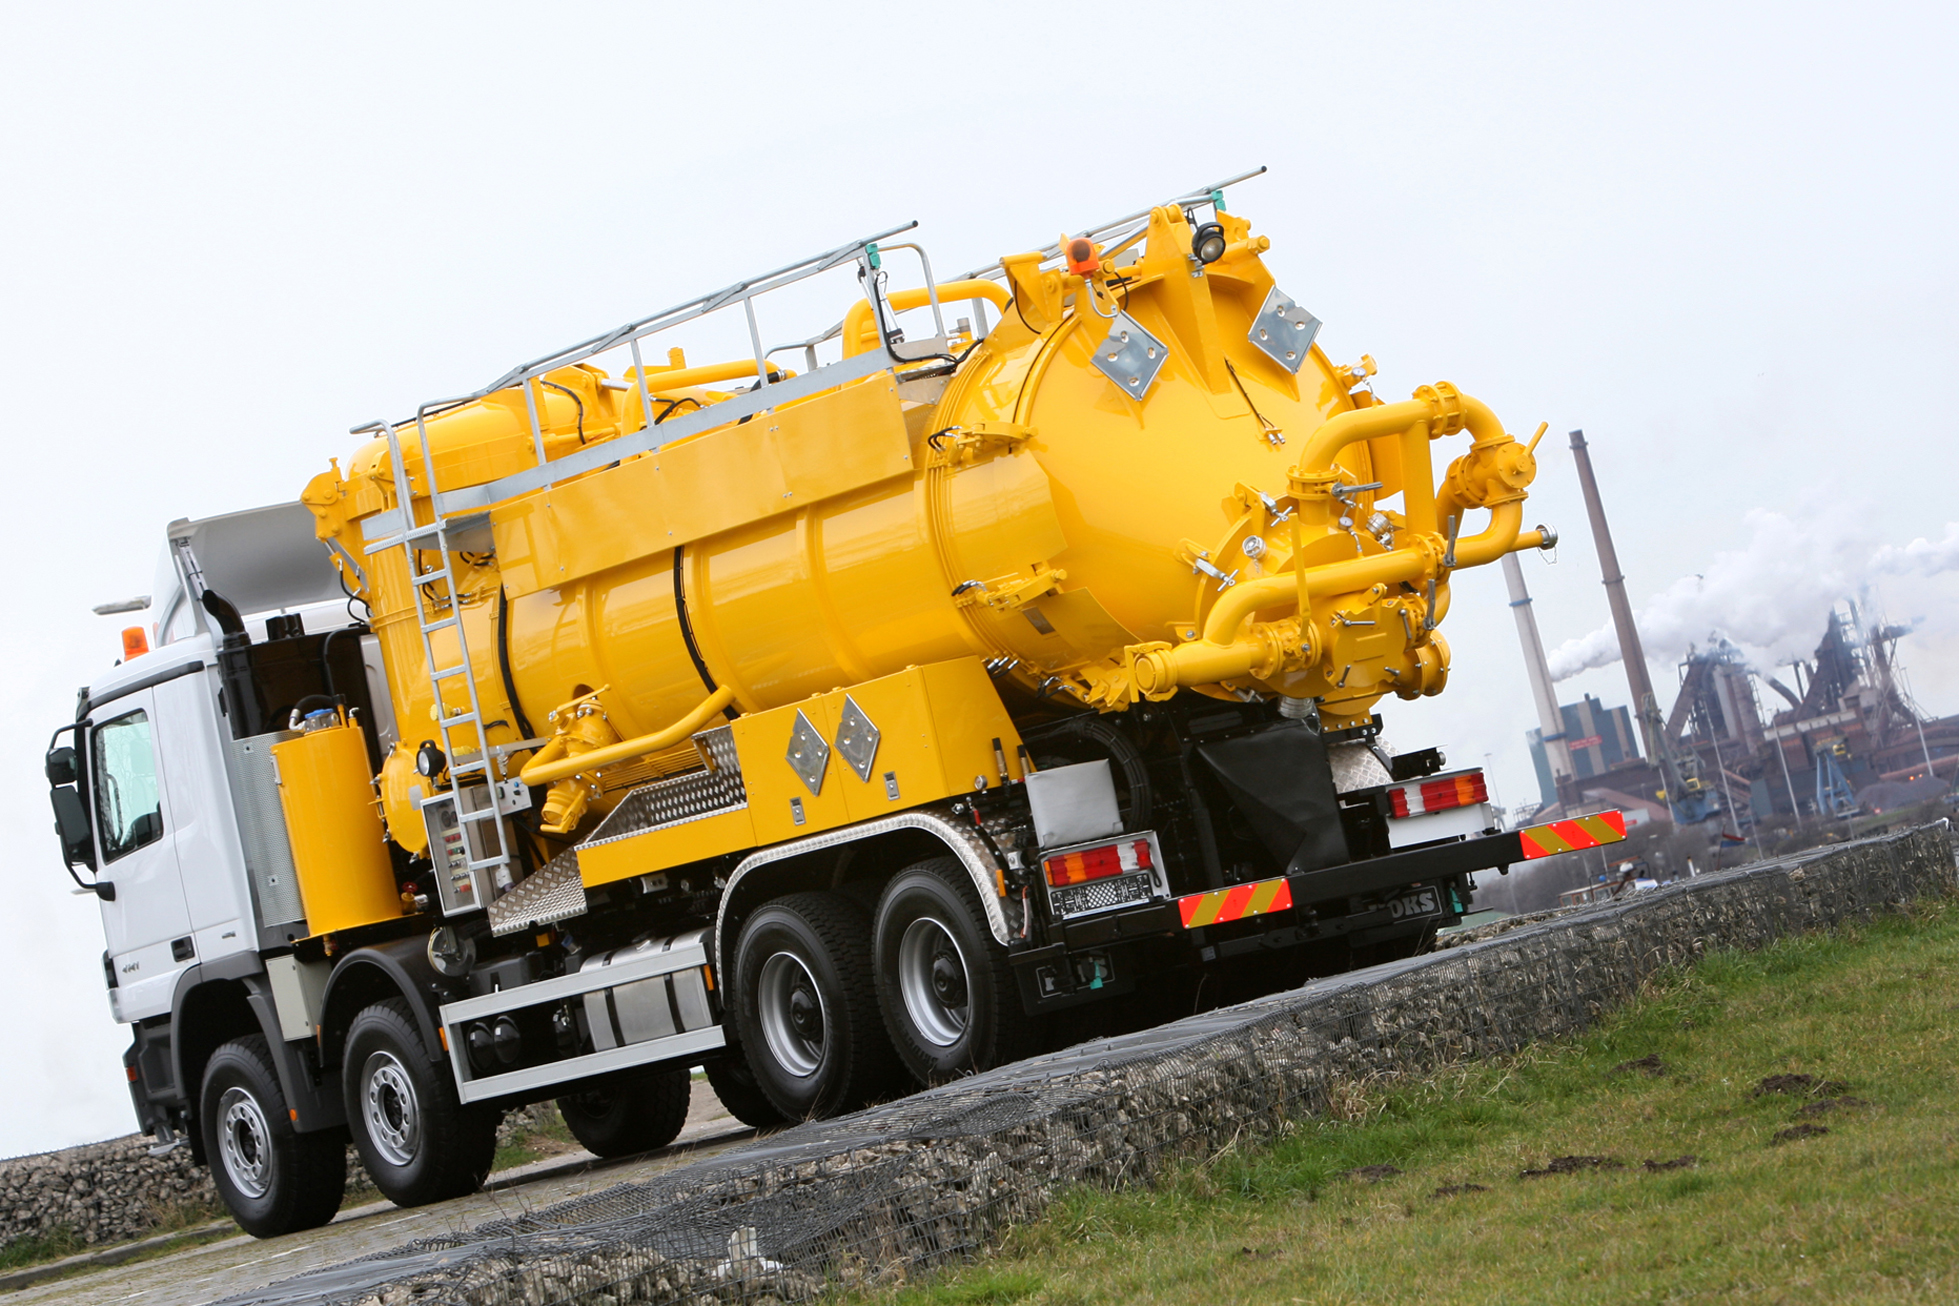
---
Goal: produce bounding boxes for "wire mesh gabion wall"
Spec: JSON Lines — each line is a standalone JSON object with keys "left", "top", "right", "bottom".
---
{"left": 229, "top": 826, "right": 1953, "bottom": 1306}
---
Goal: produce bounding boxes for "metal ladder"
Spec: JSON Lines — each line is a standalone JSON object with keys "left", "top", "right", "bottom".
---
{"left": 365, "top": 416, "right": 514, "bottom": 911}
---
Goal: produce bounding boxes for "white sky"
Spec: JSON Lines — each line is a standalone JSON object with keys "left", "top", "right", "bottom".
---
{"left": 2, "top": 2, "right": 1954, "bottom": 1155}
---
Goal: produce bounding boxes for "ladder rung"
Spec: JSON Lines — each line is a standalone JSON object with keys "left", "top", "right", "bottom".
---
{"left": 458, "top": 806, "right": 500, "bottom": 823}
{"left": 437, "top": 712, "right": 479, "bottom": 728}
{"left": 466, "top": 855, "right": 511, "bottom": 870}
{"left": 404, "top": 522, "right": 444, "bottom": 540}
{"left": 450, "top": 759, "right": 490, "bottom": 777}
{"left": 431, "top": 665, "right": 469, "bottom": 680}
{"left": 422, "top": 617, "right": 460, "bottom": 635}
{"left": 414, "top": 569, "right": 452, "bottom": 585}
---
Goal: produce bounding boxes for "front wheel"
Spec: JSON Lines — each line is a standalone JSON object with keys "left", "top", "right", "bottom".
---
{"left": 873, "top": 857, "right": 1037, "bottom": 1083}
{"left": 343, "top": 998, "right": 498, "bottom": 1206}
{"left": 731, "top": 892, "right": 900, "bottom": 1120}
{"left": 200, "top": 1035, "right": 345, "bottom": 1238}
{"left": 556, "top": 1065, "right": 691, "bottom": 1158}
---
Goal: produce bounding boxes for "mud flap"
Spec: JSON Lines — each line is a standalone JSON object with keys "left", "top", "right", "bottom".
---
{"left": 1194, "top": 721, "right": 1350, "bottom": 874}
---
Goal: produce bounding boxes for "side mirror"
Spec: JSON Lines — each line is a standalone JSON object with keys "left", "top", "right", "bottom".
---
{"left": 45, "top": 745, "right": 77, "bottom": 787}
{"left": 50, "top": 786, "right": 96, "bottom": 871}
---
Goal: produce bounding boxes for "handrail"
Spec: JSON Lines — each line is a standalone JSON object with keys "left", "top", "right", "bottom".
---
{"left": 432, "top": 343, "right": 899, "bottom": 517}
{"left": 353, "top": 222, "right": 915, "bottom": 439}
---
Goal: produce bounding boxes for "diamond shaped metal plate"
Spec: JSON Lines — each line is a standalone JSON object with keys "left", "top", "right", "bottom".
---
{"left": 1248, "top": 287, "right": 1321, "bottom": 373}
{"left": 1091, "top": 311, "right": 1168, "bottom": 400}
{"left": 786, "top": 709, "right": 829, "bottom": 796}
{"left": 834, "top": 696, "right": 880, "bottom": 782}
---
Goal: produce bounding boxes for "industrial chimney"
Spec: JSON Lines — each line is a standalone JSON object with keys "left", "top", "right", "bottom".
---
{"left": 1502, "top": 551, "right": 1576, "bottom": 812}
{"left": 1568, "top": 429, "right": 1660, "bottom": 758}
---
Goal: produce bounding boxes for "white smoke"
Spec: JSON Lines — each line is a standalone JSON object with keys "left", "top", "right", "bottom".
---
{"left": 1871, "top": 521, "right": 1959, "bottom": 577}
{"left": 1545, "top": 510, "right": 1959, "bottom": 682}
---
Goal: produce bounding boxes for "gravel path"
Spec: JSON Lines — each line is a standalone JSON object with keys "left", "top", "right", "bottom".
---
{"left": 2, "top": 1088, "right": 749, "bottom": 1306}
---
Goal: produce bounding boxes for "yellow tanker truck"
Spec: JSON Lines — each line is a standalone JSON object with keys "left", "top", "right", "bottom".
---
{"left": 43, "top": 172, "right": 1624, "bottom": 1236}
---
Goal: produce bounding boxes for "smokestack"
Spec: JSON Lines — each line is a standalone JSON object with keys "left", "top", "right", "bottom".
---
{"left": 1502, "top": 552, "right": 1575, "bottom": 807}
{"left": 1568, "top": 429, "right": 1659, "bottom": 754}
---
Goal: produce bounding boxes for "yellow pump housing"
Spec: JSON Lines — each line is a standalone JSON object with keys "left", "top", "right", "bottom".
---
{"left": 271, "top": 715, "right": 401, "bottom": 936}
{"left": 300, "top": 196, "right": 1547, "bottom": 865}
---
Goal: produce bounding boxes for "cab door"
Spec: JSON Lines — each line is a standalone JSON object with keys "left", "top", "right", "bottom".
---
{"left": 90, "top": 691, "right": 194, "bottom": 1021}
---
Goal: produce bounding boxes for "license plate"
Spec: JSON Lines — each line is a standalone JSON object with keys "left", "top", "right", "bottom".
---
{"left": 1387, "top": 885, "right": 1443, "bottom": 922}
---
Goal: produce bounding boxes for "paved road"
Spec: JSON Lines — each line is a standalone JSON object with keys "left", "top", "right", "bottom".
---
{"left": 8, "top": 1087, "right": 752, "bottom": 1306}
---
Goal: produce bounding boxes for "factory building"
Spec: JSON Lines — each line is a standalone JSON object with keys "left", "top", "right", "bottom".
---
{"left": 1527, "top": 695, "right": 1641, "bottom": 808}
{"left": 1507, "top": 430, "right": 1959, "bottom": 830}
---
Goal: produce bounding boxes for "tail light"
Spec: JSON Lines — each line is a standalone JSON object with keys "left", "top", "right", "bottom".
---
{"left": 1044, "top": 838, "right": 1153, "bottom": 887}
{"left": 1388, "top": 770, "right": 1489, "bottom": 818}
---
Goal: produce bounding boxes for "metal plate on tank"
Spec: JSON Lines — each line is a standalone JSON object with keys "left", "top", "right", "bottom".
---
{"left": 834, "top": 696, "right": 880, "bottom": 782}
{"left": 226, "top": 732, "right": 306, "bottom": 929}
{"left": 786, "top": 709, "right": 830, "bottom": 796}
{"left": 1091, "top": 311, "right": 1168, "bottom": 400}
{"left": 1248, "top": 287, "right": 1320, "bottom": 373}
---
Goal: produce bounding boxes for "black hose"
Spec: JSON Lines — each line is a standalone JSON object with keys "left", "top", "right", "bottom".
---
{"left": 290, "top": 694, "right": 338, "bottom": 727}
{"left": 495, "top": 585, "right": 536, "bottom": 742}
{"left": 318, "top": 624, "right": 365, "bottom": 703}
{"left": 539, "top": 379, "right": 587, "bottom": 444}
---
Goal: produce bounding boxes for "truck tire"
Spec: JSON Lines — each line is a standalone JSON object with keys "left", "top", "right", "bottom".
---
{"left": 343, "top": 998, "right": 497, "bottom": 1207}
{"left": 703, "top": 1050, "right": 789, "bottom": 1129}
{"left": 556, "top": 1065, "right": 691, "bottom": 1158}
{"left": 731, "top": 892, "right": 900, "bottom": 1120}
{"left": 873, "top": 857, "right": 1036, "bottom": 1082}
{"left": 200, "top": 1035, "right": 346, "bottom": 1238}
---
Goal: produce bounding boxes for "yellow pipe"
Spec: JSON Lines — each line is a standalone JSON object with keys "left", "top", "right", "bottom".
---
{"left": 1141, "top": 388, "right": 1530, "bottom": 697}
{"left": 520, "top": 685, "right": 737, "bottom": 788}
{"left": 843, "top": 280, "right": 1015, "bottom": 358}
{"left": 1290, "top": 397, "right": 1437, "bottom": 483}
{"left": 1202, "top": 551, "right": 1422, "bottom": 649}
{"left": 628, "top": 359, "right": 791, "bottom": 399}
{"left": 1451, "top": 501, "right": 1525, "bottom": 568}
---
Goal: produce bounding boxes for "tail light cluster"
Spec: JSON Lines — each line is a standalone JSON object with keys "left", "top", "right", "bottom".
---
{"left": 1388, "top": 770, "right": 1489, "bottom": 818}
{"left": 1044, "top": 838, "right": 1153, "bottom": 887}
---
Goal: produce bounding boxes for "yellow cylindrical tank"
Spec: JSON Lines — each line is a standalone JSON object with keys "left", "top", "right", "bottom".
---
{"left": 272, "top": 715, "right": 402, "bottom": 936}
{"left": 302, "top": 201, "right": 1541, "bottom": 844}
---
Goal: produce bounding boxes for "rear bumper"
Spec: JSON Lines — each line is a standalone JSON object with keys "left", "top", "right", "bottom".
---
{"left": 1007, "top": 816, "right": 1627, "bottom": 1007}
{"left": 1005, "top": 834, "right": 1496, "bottom": 1006}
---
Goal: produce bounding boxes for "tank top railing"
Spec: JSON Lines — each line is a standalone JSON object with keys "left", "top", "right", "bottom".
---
{"left": 355, "top": 222, "right": 935, "bottom": 534}
{"left": 954, "top": 166, "right": 1267, "bottom": 284}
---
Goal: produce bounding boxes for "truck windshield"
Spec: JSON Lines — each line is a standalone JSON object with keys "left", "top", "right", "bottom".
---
{"left": 92, "top": 710, "right": 163, "bottom": 863}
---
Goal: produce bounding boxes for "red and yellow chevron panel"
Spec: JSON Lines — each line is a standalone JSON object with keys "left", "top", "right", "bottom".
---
{"left": 1178, "top": 877, "right": 1295, "bottom": 929}
{"left": 1518, "top": 810, "right": 1628, "bottom": 859}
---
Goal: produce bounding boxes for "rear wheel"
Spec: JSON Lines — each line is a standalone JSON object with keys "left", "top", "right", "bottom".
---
{"left": 731, "top": 892, "right": 900, "bottom": 1120}
{"left": 703, "top": 1050, "right": 789, "bottom": 1129}
{"left": 556, "top": 1065, "right": 691, "bottom": 1158}
{"left": 343, "top": 998, "right": 498, "bottom": 1206}
{"left": 873, "top": 857, "right": 1037, "bottom": 1082}
{"left": 200, "top": 1035, "right": 345, "bottom": 1238}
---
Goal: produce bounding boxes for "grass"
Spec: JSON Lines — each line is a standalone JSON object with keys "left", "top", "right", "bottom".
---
{"left": 855, "top": 897, "right": 1959, "bottom": 1305}
{"left": 491, "top": 1101, "right": 579, "bottom": 1173}
{"left": 0, "top": 1227, "right": 87, "bottom": 1273}
{"left": 0, "top": 1209, "right": 236, "bottom": 1289}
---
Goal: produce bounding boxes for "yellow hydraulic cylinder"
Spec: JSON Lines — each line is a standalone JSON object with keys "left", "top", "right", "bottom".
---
{"left": 272, "top": 716, "right": 401, "bottom": 936}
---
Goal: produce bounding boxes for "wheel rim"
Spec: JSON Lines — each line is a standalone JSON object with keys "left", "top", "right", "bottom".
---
{"left": 361, "top": 1050, "right": 422, "bottom": 1167}
{"left": 218, "top": 1086, "right": 273, "bottom": 1200}
{"left": 568, "top": 1086, "right": 617, "bottom": 1121}
{"left": 898, "top": 916, "right": 970, "bottom": 1048}
{"left": 756, "top": 951, "right": 826, "bottom": 1078}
